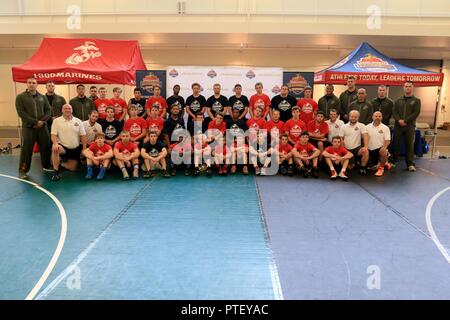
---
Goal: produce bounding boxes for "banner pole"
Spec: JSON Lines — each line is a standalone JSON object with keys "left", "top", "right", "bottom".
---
{"left": 14, "top": 82, "right": 23, "bottom": 147}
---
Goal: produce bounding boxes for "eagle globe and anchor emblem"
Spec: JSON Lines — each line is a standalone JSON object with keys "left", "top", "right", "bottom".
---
{"left": 65, "top": 41, "right": 102, "bottom": 65}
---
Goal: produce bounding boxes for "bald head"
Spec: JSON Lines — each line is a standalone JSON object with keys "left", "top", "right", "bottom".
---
{"left": 372, "top": 111, "right": 383, "bottom": 124}
{"left": 349, "top": 110, "right": 360, "bottom": 123}
{"left": 357, "top": 88, "right": 367, "bottom": 102}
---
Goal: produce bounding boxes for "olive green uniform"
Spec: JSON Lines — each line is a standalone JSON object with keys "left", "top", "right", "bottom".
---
{"left": 349, "top": 100, "right": 374, "bottom": 125}
{"left": 392, "top": 95, "right": 421, "bottom": 167}
{"left": 15, "top": 90, "right": 52, "bottom": 173}
{"left": 318, "top": 94, "right": 342, "bottom": 119}
{"left": 45, "top": 93, "right": 67, "bottom": 130}
{"left": 339, "top": 89, "right": 358, "bottom": 121}
{"left": 371, "top": 97, "right": 394, "bottom": 126}
{"left": 69, "top": 96, "right": 95, "bottom": 121}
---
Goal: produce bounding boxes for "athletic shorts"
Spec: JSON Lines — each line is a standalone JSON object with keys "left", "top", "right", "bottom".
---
{"left": 348, "top": 146, "right": 361, "bottom": 159}
{"left": 60, "top": 144, "right": 82, "bottom": 160}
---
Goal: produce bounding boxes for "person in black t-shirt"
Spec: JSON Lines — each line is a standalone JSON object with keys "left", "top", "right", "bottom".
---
{"left": 228, "top": 83, "right": 249, "bottom": 121}
{"left": 101, "top": 106, "right": 123, "bottom": 146}
{"left": 206, "top": 83, "right": 229, "bottom": 122}
{"left": 141, "top": 131, "right": 170, "bottom": 178}
{"left": 270, "top": 84, "right": 298, "bottom": 122}
{"left": 186, "top": 83, "right": 207, "bottom": 135}
{"left": 129, "top": 87, "right": 147, "bottom": 118}
{"left": 166, "top": 84, "right": 185, "bottom": 118}
{"left": 226, "top": 109, "right": 248, "bottom": 136}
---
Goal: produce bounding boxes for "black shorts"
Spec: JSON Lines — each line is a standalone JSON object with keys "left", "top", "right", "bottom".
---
{"left": 60, "top": 144, "right": 82, "bottom": 160}
{"left": 309, "top": 139, "right": 325, "bottom": 148}
{"left": 369, "top": 148, "right": 381, "bottom": 166}
{"left": 348, "top": 146, "right": 361, "bottom": 159}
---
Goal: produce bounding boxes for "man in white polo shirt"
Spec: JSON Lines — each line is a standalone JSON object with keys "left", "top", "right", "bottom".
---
{"left": 325, "top": 109, "right": 344, "bottom": 146}
{"left": 366, "top": 111, "right": 392, "bottom": 177}
{"left": 82, "top": 109, "right": 102, "bottom": 145}
{"left": 51, "top": 104, "right": 87, "bottom": 181}
{"left": 339, "top": 110, "right": 369, "bottom": 174}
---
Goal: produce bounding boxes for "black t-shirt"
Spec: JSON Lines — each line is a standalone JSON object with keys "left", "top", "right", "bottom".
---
{"left": 46, "top": 94, "right": 54, "bottom": 106}
{"left": 164, "top": 116, "right": 186, "bottom": 143}
{"left": 142, "top": 140, "right": 165, "bottom": 157}
{"left": 270, "top": 94, "right": 297, "bottom": 122}
{"left": 129, "top": 98, "right": 147, "bottom": 117}
{"left": 100, "top": 118, "right": 123, "bottom": 140}
{"left": 167, "top": 95, "right": 185, "bottom": 110}
{"left": 206, "top": 95, "right": 229, "bottom": 117}
{"left": 226, "top": 118, "right": 248, "bottom": 136}
{"left": 228, "top": 95, "right": 249, "bottom": 116}
{"left": 189, "top": 120, "right": 209, "bottom": 136}
{"left": 186, "top": 95, "right": 207, "bottom": 118}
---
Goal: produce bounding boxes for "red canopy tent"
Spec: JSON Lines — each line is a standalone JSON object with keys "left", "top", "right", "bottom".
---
{"left": 12, "top": 37, "right": 147, "bottom": 85}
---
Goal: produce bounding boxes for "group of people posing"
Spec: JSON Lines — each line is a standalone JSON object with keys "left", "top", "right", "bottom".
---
{"left": 15, "top": 75, "right": 421, "bottom": 181}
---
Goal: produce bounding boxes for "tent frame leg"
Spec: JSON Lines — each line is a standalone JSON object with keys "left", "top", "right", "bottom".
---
{"left": 14, "top": 82, "right": 22, "bottom": 148}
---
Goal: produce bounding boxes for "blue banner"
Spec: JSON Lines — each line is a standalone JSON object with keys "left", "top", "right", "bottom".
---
{"left": 283, "top": 72, "right": 314, "bottom": 99}
{"left": 136, "top": 70, "right": 167, "bottom": 98}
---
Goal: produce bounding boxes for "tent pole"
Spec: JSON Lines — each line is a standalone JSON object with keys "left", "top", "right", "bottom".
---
{"left": 432, "top": 85, "right": 443, "bottom": 158}
{"left": 67, "top": 84, "right": 71, "bottom": 100}
{"left": 14, "top": 82, "right": 22, "bottom": 147}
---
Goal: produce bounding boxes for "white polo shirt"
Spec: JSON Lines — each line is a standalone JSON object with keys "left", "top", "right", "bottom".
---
{"left": 366, "top": 122, "right": 391, "bottom": 151}
{"left": 82, "top": 120, "right": 102, "bottom": 144}
{"left": 339, "top": 121, "right": 367, "bottom": 150}
{"left": 325, "top": 119, "right": 344, "bottom": 143}
{"left": 51, "top": 116, "right": 86, "bottom": 149}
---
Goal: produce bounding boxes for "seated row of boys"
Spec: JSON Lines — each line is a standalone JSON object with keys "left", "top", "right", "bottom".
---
{"left": 78, "top": 98, "right": 390, "bottom": 180}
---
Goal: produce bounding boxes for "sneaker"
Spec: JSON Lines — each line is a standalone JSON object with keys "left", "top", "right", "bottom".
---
{"left": 280, "top": 166, "right": 287, "bottom": 175}
{"left": 184, "top": 167, "right": 191, "bottom": 176}
{"left": 330, "top": 169, "right": 338, "bottom": 180}
{"left": 384, "top": 162, "right": 393, "bottom": 171}
{"left": 287, "top": 165, "right": 293, "bottom": 176}
{"left": 216, "top": 165, "right": 223, "bottom": 176}
{"left": 51, "top": 172, "right": 61, "bottom": 182}
{"left": 408, "top": 165, "right": 416, "bottom": 172}
{"left": 143, "top": 171, "right": 151, "bottom": 179}
{"left": 151, "top": 170, "right": 158, "bottom": 177}
{"left": 18, "top": 171, "right": 28, "bottom": 179}
{"left": 193, "top": 167, "right": 200, "bottom": 176}
{"left": 170, "top": 167, "right": 176, "bottom": 176}
{"left": 122, "top": 171, "right": 130, "bottom": 180}
{"left": 254, "top": 167, "right": 261, "bottom": 175}
{"left": 359, "top": 167, "right": 368, "bottom": 175}
{"left": 231, "top": 165, "right": 237, "bottom": 174}
{"left": 338, "top": 170, "right": 348, "bottom": 180}
{"left": 242, "top": 166, "right": 249, "bottom": 175}
{"left": 162, "top": 170, "right": 171, "bottom": 178}
{"left": 43, "top": 166, "right": 54, "bottom": 172}
{"left": 96, "top": 168, "right": 106, "bottom": 180}
{"left": 85, "top": 166, "right": 94, "bottom": 180}
{"left": 222, "top": 165, "right": 228, "bottom": 176}
{"left": 375, "top": 167, "right": 384, "bottom": 177}
{"left": 311, "top": 167, "right": 319, "bottom": 179}
{"left": 132, "top": 170, "right": 139, "bottom": 180}
{"left": 206, "top": 167, "right": 212, "bottom": 177}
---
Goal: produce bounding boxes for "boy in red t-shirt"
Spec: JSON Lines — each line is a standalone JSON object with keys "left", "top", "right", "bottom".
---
{"left": 110, "top": 87, "right": 128, "bottom": 122}
{"left": 292, "top": 131, "right": 321, "bottom": 178}
{"left": 145, "top": 85, "right": 168, "bottom": 119}
{"left": 247, "top": 105, "right": 267, "bottom": 133}
{"left": 278, "top": 133, "right": 293, "bottom": 176}
{"left": 123, "top": 104, "right": 148, "bottom": 147}
{"left": 229, "top": 134, "right": 249, "bottom": 175}
{"left": 265, "top": 109, "right": 284, "bottom": 138}
{"left": 95, "top": 87, "right": 111, "bottom": 120}
{"left": 283, "top": 106, "right": 306, "bottom": 145}
{"left": 307, "top": 111, "right": 329, "bottom": 157}
{"left": 297, "top": 86, "right": 318, "bottom": 124}
{"left": 212, "top": 135, "right": 230, "bottom": 176}
{"left": 83, "top": 132, "right": 113, "bottom": 180}
{"left": 113, "top": 130, "right": 141, "bottom": 180}
{"left": 145, "top": 105, "right": 165, "bottom": 140}
{"left": 322, "top": 136, "right": 353, "bottom": 180}
{"left": 249, "top": 82, "right": 271, "bottom": 119}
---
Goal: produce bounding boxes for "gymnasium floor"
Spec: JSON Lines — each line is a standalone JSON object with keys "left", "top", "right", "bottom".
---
{"left": 0, "top": 152, "right": 450, "bottom": 300}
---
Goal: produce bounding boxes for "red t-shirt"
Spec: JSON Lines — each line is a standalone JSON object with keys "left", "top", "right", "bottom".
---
{"left": 145, "top": 96, "right": 168, "bottom": 117}
{"left": 123, "top": 117, "right": 148, "bottom": 139}
{"left": 95, "top": 98, "right": 111, "bottom": 119}
{"left": 294, "top": 142, "right": 316, "bottom": 156}
{"left": 110, "top": 98, "right": 128, "bottom": 120}
{"left": 89, "top": 142, "right": 112, "bottom": 156}
{"left": 249, "top": 94, "right": 271, "bottom": 115}
{"left": 284, "top": 119, "right": 306, "bottom": 142}
{"left": 265, "top": 119, "right": 285, "bottom": 135}
{"left": 208, "top": 120, "right": 226, "bottom": 134}
{"left": 114, "top": 141, "right": 138, "bottom": 155}
{"left": 297, "top": 98, "right": 318, "bottom": 124}
{"left": 247, "top": 118, "right": 267, "bottom": 131}
{"left": 307, "top": 120, "right": 329, "bottom": 136}
{"left": 170, "top": 141, "right": 192, "bottom": 154}
{"left": 146, "top": 117, "right": 165, "bottom": 135}
{"left": 214, "top": 144, "right": 229, "bottom": 155}
{"left": 325, "top": 145, "right": 349, "bottom": 157}
{"left": 279, "top": 143, "right": 293, "bottom": 154}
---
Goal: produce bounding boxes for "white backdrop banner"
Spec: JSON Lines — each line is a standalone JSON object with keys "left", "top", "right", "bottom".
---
{"left": 166, "top": 66, "right": 283, "bottom": 100}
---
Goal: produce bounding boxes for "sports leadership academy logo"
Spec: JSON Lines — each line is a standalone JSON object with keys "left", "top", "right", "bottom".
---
{"left": 207, "top": 69, "right": 217, "bottom": 78}
{"left": 140, "top": 73, "right": 162, "bottom": 92}
{"left": 65, "top": 41, "right": 102, "bottom": 65}
{"left": 354, "top": 54, "right": 397, "bottom": 72}
{"left": 287, "top": 74, "right": 309, "bottom": 95}
{"left": 246, "top": 70, "right": 256, "bottom": 79}
{"left": 169, "top": 69, "right": 179, "bottom": 78}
